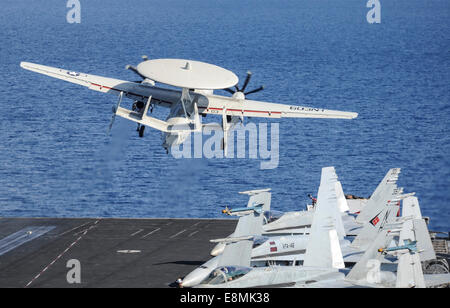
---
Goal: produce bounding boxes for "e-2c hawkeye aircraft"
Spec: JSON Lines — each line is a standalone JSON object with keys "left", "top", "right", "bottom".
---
{"left": 20, "top": 58, "right": 358, "bottom": 153}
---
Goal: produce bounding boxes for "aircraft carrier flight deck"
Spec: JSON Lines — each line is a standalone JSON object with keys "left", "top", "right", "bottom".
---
{"left": 0, "top": 217, "right": 449, "bottom": 288}
{"left": 0, "top": 217, "right": 237, "bottom": 288}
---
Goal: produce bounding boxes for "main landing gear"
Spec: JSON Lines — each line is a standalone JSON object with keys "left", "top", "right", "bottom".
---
{"left": 139, "top": 125, "right": 145, "bottom": 138}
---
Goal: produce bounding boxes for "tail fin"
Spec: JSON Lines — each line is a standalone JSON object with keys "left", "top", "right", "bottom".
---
{"left": 216, "top": 190, "right": 271, "bottom": 267}
{"left": 239, "top": 189, "right": 271, "bottom": 235}
{"left": 350, "top": 201, "right": 399, "bottom": 250}
{"left": 356, "top": 168, "right": 400, "bottom": 224}
{"left": 335, "top": 181, "right": 349, "bottom": 213}
{"left": 396, "top": 224, "right": 427, "bottom": 288}
{"left": 396, "top": 249, "right": 426, "bottom": 288}
{"left": 399, "top": 218, "right": 436, "bottom": 262}
{"left": 402, "top": 196, "right": 422, "bottom": 219}
{"left": 303, "top": 167, "right": 345, "bottom": 269}
{"left": 346, "top": 229, "right": 393, "bottom": 283}
{"left": 318, "top": 167, "right": 346, "bottom": 239}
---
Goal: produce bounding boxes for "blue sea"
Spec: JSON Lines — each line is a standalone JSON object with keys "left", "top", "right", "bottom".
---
{"left": 0, "top": 0, "right": 449, "bottom": 231}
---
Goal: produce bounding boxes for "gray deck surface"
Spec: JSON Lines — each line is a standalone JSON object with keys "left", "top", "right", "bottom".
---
{"left": 0, "top": 217, "right": 236, "bottom": 288}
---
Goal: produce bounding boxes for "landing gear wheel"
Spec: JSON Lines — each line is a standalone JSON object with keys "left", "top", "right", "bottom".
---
{"left": 139, "top": 125, "right": 145, "bottom": 137}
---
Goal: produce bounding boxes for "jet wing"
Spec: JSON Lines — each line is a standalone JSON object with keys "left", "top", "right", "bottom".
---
{"left": 20, "top": 62, "right": 172, "bottom": 108}
{"left": 201, "top": 94, "right": 358, "bottom": 119}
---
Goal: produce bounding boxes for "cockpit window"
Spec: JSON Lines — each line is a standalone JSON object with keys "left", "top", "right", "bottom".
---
{"left": 253, "top": 236, "right": 269, "bottom": 248}
{"left": 263, "top": 210, "right": 284, "bottom": 224}
{"left": 202, "top": 266, "right": 252, "bottom": 285}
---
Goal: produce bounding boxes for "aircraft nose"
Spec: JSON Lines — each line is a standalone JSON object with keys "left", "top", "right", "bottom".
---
{"left": 179, "top": 276, "right": 196, "bottom": 288}
{"left": 210, "top": 242, "right": 225, "bottom": 256}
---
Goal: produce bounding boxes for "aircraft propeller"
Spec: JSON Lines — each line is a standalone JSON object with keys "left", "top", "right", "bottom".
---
{"left": 224, "top": 71, "right": 264, "bottom": 98}
{"left": 125, "top": 55, "right": 150, "bottom": 82}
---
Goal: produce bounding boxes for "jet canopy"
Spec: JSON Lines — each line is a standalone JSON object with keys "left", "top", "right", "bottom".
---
{"left": 201, "top": 266, "right": 252, "bottom": 285}
{"left": 263, "top": 210, "right": 284, "bottom": 224}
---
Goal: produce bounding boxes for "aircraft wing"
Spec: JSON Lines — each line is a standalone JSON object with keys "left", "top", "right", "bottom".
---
{"left": 202, "top": 95, "right": 358, "bottom": 120}
{"left": 20, "top": 62, "right": 173, "bottom": 108}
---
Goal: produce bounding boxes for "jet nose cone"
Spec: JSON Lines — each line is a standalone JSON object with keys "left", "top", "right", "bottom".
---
{"left": 210, "top": 242, "right": 225, "bottom": 256}
{"left": 179, "top": 277, "right": 195, "bottom": 288}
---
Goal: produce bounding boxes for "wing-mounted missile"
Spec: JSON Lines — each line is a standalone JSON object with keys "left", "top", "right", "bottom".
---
{"left": 378, "top": 239, "right": 421, "bottom": 256}
{"left": 222, "top": 203, "right": 264, "bottom": 216}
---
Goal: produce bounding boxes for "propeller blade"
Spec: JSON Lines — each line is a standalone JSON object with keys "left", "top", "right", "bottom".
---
{"left": 244, "top": 85, "right": 265, "bottom": 96}
{"left": 240, "top": 71, "right": 252, "bottom": 92}
{"left": 125, "top": 64, "right": 146, "bottom": 80}
{"left": 223, "top": 88, "right": 236, "bottom": 94}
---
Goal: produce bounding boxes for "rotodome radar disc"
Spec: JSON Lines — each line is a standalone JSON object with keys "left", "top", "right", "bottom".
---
{"left": 136, "top": 58, "right": 238, "bottom": 90}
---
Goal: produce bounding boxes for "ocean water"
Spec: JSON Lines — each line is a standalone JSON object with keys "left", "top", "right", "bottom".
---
{"left": 0, "top": 0, "right": 449, "bottom": 231}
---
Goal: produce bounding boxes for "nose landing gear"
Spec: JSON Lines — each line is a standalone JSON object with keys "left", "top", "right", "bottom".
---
{"left": 133, "top": 100, "right": 148, "bottom": 137}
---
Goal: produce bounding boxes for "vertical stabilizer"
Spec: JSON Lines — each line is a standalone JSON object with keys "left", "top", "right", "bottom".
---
{"left": 303, "top": 167, "right": 345, "bottom": 269}
{"left": 396, "top": 249, "right": 426, "bottom": 288}
{"left": 402, "top": 196, "right": 422, "bottom": 219}
{"left": 217, "top": 190, "right": 271, "bottom": 267}
{"left": 346, "top": 229, "right": 392, "bottom": 282}
{"left": 399, "top": 218, "right": 436, "bottom": 262}
{"left": 335, "top": 181, "right": 349, "bottom": 213}
{"left": 356, "top": 168, "right": 400, "bottom": 224}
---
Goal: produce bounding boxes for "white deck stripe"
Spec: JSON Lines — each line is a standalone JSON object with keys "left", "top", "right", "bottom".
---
{"left": 141, "top": 228, "right": 161, "bottom": 238}
{"left": 169, "top": 229, "right": 187, "bottom": 239}
{"left": 130, "top": 229, "right": 144, "bottom": 237}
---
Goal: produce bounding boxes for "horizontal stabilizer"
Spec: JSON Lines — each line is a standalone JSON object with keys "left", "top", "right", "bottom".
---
{"left": 115, "top": 106, "right": 170, "bottom": 132}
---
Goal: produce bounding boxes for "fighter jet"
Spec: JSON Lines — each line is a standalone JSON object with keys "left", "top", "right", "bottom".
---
{"left": 293, "top": 196, "right": 448, "bottom": 288}
{"left": 210, "top": 168, "right": 404, "bottom": 257}
{"left": 193, "top": 167, "right": 347, "bottom": 288}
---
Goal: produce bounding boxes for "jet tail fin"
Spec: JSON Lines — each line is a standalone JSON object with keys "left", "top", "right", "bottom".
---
{"left": 399, "top": 218, "right": 436, "bottom": 262}
{"left": 217, "top": 190, "right": 271, "bottom": 267}
{"left": 396, "top": 252, "right": 426, "bottom": 288}
{"left": 303, "top": 167, "right": 345, "bottom": 269}
{"left": 350, "top": 202, "right": 398, "bottom": 250}
{"left": 356, "top": 168, "right": 400, "bottom": 224}
{"left": 346, "top": 229, "right": 392, "bottom": 283}
{"left": 400, "top": 197, "right": 436, "bottom": 261}
{"left": 402, "top": 196, "right": 422, "bottom": 219}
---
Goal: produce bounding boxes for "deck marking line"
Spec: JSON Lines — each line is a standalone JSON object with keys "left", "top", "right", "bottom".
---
{"left": 25, "top": 220, "right": 100, "bottom": 288}
{"left": 169, "top": 229, "right": 187, "bottom": 239}
{"left": 188, "top": 231, "right": 199, "bottom": 237}
{"left": 55, "top": 221, "right": 91, "bottom": 237}
{"left": 142, "top": 228, "right": 161, "bottom": 238}
{"left": 130, "top": 229, "right": 144, "bottom": 237}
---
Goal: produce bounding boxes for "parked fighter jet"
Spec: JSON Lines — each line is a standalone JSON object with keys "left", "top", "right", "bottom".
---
{"left": 193, "top": 167, "right": 347, "bottom": 288}
{"left": 210, "top": 168, "right": 404, "bottom": 257}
